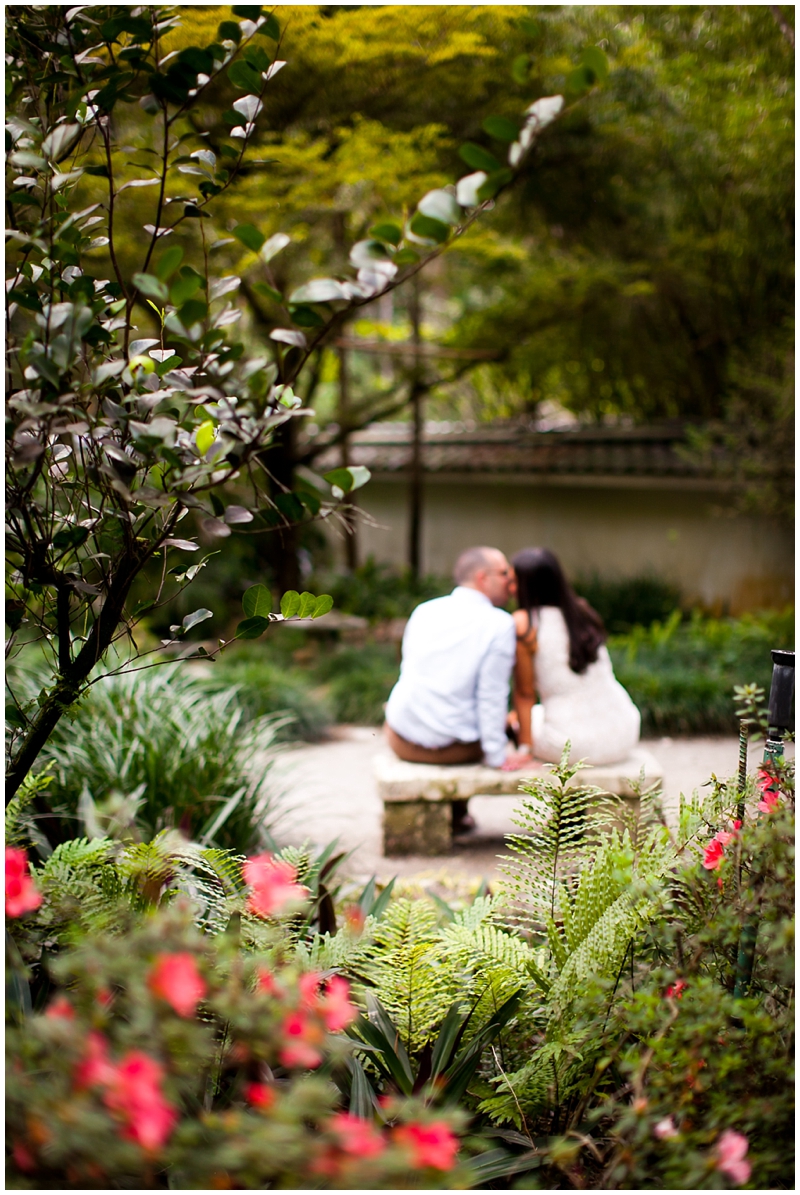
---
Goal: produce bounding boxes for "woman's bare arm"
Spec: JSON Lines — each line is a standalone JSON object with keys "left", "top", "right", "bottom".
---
{"left": 512, "top": 610, "right": 536, "bottom": 748}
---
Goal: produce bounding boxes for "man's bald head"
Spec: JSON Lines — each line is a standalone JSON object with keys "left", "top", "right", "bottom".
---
{"left": 453, "top": 546, "right": 496, "bottom": 585}
{"left": 453, "top": 546, "right": 515, "bottom": 607}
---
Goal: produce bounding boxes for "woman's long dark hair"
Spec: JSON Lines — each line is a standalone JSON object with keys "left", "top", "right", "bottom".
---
{"left": 512, "top": 547, "right": 606, "bottom": 674}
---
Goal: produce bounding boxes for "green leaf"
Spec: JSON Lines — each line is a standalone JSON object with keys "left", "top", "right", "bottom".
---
{"left": 393, "top": 248, "right": 419, "bottom": 266}
{"left": 289, "top": 303, "right": 326, "bottom": 328}
{"left": 369, "top": 222, "right": 403, "bottom": 246}
{"left": 295, "top": 488, "right": 321, "bottom": 516}
{"left": 183, "top": 608, "right": 213, "bottom": 631}
{"left": 251, "top": 282, "right": 283, "bottom": 304}
{"left": 566, "top": 65, "right": 593, "bottom": 98}
{"left": 218, "top": 20, "right": 242, "bottom": 43}
{"left": 235, "top": 615, "right": 270, "bottom": 639}
{"left": 169, "top": 268, "right": 203, "bottom": 307}
{"left": 258, "top": 13, "right": 280, "bottom": 39}
{"left": 242, "top": 583, "right": 271, "bottom": 619}
{"left": 52, "top": 526, "right": 89, "bottom": 552}
{"left": 196, "top": 420, "right": 216, "bottom": 456}
{"left": 178, "top": 46, "right": 215, "bottom": 75}
{"left": 232, "top": 5, "right": 263, "bottom": 16}
{"left": 155, "top": 245, "right": 184, "bottom": 281}
{"left": 476, "top": 169, "right": 514, "bottom": 202}
{"left": 323, "top": 467, "right": 354, "bottom": 495}
{"left": 178, "top": 298, "right": 207, "bottom": 326}
{"left": 581, "top": 45, "right": 609, "bottom": 83}
{"left": 132, "top": 272, "right": 168, "bottom": 303}
{"left": 482, "top": 115, "right": 519, "bottom": 143}
{"left": 295, "top": 591, "right": 314, "bottom": 618}
{"left": 408, "top": 213, "right": 450, "bottom": 244}
{"left": 227, "top": 61, "right": 261, "bottom": 92}
{"left": 274, "top": 492, "right": 305, "bottom": 520}
{"left": 459, "top": 142, "right": 501, "bottom": 173}
{"left": 311, "top": 594, "right": 334, "bottom": 619}
{"left": 280, "top": 590, "right": 301, "bottom": 618}
{"left": 512, "top": 53, "right": 532, "bottom": 85}
{"left": 417, "top": 188, "right": 461, "bottom": 225}
{"left": 242, "top": 43, "right": 272, "bottom": 73}
{"left": 233, "top": 223, "right": 265, "bottom": 253}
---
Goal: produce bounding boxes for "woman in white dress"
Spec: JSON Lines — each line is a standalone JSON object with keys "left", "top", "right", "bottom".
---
{"left": 506, "top": 548, "right": 640, "bottom": 766}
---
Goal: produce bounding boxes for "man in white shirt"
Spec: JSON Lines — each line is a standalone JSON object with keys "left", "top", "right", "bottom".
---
{"left": 385, "top": 546, "right": 520, "bottom": 830}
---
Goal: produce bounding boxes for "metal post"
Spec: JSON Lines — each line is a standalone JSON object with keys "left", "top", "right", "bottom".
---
{"left": 733, "top": 649, "right": 794, "bottom": 1000}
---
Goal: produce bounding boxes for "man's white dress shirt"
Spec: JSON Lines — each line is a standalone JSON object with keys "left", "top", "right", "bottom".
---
{"left": 385, "top": 586, "right": 516, "bottom": 768}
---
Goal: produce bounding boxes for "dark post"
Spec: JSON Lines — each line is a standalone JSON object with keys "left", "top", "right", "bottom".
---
{"left": 733, "top": 648, "right": 794, "bottom": 1000}
{"left": 338, "top": 341, "right": 358, "bottom": 571}
{"left": 408, "top": 276, "right": 424, "bottom": 579}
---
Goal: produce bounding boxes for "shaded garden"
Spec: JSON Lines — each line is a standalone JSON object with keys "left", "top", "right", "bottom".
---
{"left": 5, "top": 3, "right": 794, "bottom": 1189}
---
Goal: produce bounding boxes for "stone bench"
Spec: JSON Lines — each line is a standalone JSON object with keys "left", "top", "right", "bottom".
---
{"left": 375, "top": 746, "right": 664, "bottom": 856}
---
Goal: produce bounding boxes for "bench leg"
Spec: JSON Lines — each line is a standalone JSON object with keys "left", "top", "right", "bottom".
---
{"left": 383, "top": 801, "right": 452, "bottom": 856}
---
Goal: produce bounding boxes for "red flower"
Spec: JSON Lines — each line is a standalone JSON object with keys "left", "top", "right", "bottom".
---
{"left": 256, "top": 966, "right": 280, "bottom": 996}
{"left": 329, "top": 1111, "right": 386, "bottom": 1157}
{"left": 321, "top": 975, "right": 358, "bottom": 1031}
{"left": 702, "top": 838, "right": 726, "bottom": 870}
{"left": 715, "top": 1129, "right": 751, "bottom": 1185}
{"left": 243, "top": 854, "right": 309, "bottom": 918}
{"left": 758, "top": 788, "right": 781, "bottom": 815}
{"left": 11, "top": 1142, "right": 35, "bottom": 1172}
{"left": 148, "top": 953, "right": 206, "bottom": 1018}
{"left": 395, "top": 1121, "right": 459, "bottom": 1170}
{"left": 45, "top": 996, "right": 75, "bottom": 1020}
{"left": 74, "top": 1031, "right": 116, "bottom": 1090}
{"left": 298, "top": 970, "right": 322, "bottom": 1007}
{"left": 5, "top": 847, "right": 43, "bottom": 918}
{"left": 103, "top": 1051, "right": 178, "bottom": 1152}
{"left": 245, "top": 1082, "right": 275, "bottom": 1110}
{"left": 665, "top": 979, "right": 687, "bottom": 1000}
{"left": 279, "top": 1012, "right": 324, "bottom": 1069}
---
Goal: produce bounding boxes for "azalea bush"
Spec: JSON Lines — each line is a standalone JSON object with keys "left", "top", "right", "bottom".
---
{"left": 5, "top": 848, "right": 493, "bottom": 1190}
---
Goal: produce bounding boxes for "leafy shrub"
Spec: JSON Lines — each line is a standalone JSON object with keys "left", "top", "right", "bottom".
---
{"left": 37, "top": 666, "right": 280, "bottom": 853}
{"left": 200, "top": 651, "right": 331, "bottom": 742}
{"left": 312, "top": 643, "right": 401, "bottom": 725}
{"left": 610, "top": 607, "right": 794, "bottom": 735}
{"left": 6, "top": 896, "right": 478, "bottom": 1190}
{"left": 317, "top": 558, "right": 450, "bottom": 623}
{"left": 575, "top": 572, "right": 683, "bottom": 633}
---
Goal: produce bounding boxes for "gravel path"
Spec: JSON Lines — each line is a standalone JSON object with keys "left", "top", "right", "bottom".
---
{"left": 266, "top": 728, "right": 789, "bottom": 890}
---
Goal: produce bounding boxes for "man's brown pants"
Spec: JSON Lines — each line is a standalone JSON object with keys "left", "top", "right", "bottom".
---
{"left": 384, "top": 725, "right": 482, "bottom": 829}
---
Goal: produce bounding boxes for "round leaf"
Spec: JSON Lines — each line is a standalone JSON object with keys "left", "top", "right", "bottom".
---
{"left": 243, "top": 583, "right": 271, "bottom": 618}
{"left": 311, "top": 594, "right": 334, "bottom": 619}
{"left": 417, "top": 189, "right": 461, "bottom": 225}
{"left": 482, "top": 115, "right": 519, "bottom": 143}
{"left": 183, "top": 608, "right": 213, "bottom": 631}
{"left": 458, "top": 143, "right": 501, "bottom": 173}
{"left": 369, "top": 222, "right": 403, "bottom": 246}
{"left": 235, "top": 615, "right": 270, "bottom": 640}
{"left": 408, "top": 213, "right": 450, "bottom": 244}
{"left": 280, "top": 590, "right": 301, "bottom": 618}
{"left": 233, "top": 224, "right": 265, "bottom": 253}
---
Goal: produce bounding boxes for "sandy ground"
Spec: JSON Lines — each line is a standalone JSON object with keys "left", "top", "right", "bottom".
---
{"left": 264, "top": 727, "right": 791, "bottom": 892}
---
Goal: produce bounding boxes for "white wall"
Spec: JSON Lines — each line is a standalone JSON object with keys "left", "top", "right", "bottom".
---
{"left": 335, "top": 475, "right": 794, "bottom": 614}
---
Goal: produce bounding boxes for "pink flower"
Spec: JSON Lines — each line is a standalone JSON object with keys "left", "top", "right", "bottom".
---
{"left": 103, "top": 1050, "right": 178, "bottom": 1152}
{"left": 715, "top": 1129, "right": 751, "bottom": 1185}
{"left": 147, "top": 953, "right": 206, "bottom": 1018}
{"left": 256, "top": 966, "right": 280, "bottom": 996}
{"left": 329, "top": 1111, "right": 386, "bottom": 1157}
{"left": 321, "top": 975, "right": 358, "bottom": 1031}
{"left": 758, "top": 788, "right": 781, "bottom": 815}
{"left": 279, "top": 1012, "right": 324, "bottom": 1069}
{"left": 395, "top": 1121, "right": 459, "bottom": 1170}
{"left": 665, "top": 979, "right": 687, "bottom": 1000}
{"left": 5, "top": 847, "right": 43, "bottom": 918}
{"left": 243, "top": 854, "right": 309, "bottom": 918}
{"left": 654, "top": 1115, "right": 678, "bottom": 1140}
{"left": 74, "top": 1032, "right": 116, "bottom": 1090}
{"left": 298, "top": 970, "right": 322, "bottom": 1007}
{"left": 45, "top": 996, "right": 75, "bottom": 1020}
{"left": 245, "top": 1082, "right": 275, "bottom": 1110}
{"left": 703, "top": 838, "right": 726, "bottom": 870}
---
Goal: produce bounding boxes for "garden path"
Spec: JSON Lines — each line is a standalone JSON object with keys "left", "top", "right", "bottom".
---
{"left": 265, "top": 730, "right": 789, "bottom": 895}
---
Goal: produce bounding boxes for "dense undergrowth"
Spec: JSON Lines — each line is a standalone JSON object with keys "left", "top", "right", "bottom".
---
{"left": 6, "top": 744, "right": 795, "bottom": 1189}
